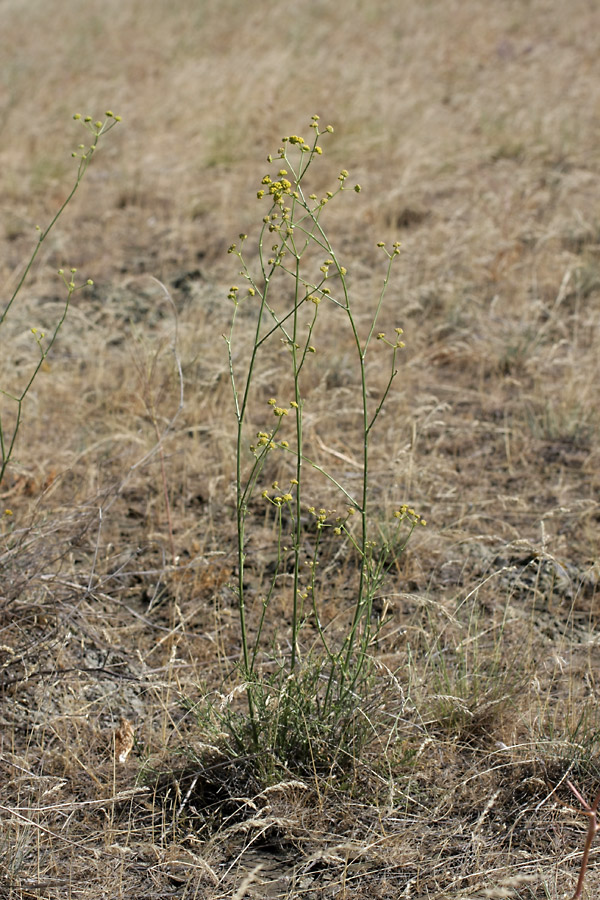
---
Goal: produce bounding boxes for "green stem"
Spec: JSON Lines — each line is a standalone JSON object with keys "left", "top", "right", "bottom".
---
{"left": 290, "top": 255, "right": 303, "bottom": 673}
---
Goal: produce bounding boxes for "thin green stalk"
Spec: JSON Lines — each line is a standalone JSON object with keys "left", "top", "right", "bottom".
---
{"left": 1, "top": 283, "right": 72, "bottom": 484}
{"left": 290, "top": 255, "right": 303, "bottom": 673}
{"left": 251, "top": 499, "right": 289, "bottom": 666}
{"left": 227, "top": 264, "right": 276, "bottom": 741}
{"left": 0, "top": 119, "right": 113, "bottom": 326}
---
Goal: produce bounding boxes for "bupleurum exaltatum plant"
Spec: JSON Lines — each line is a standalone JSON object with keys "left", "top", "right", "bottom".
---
{"left": 223, "top": 116, "right": 425, "bottom": 769}
{"left": 0, "top": 112, "right": 121, "bottom": 496}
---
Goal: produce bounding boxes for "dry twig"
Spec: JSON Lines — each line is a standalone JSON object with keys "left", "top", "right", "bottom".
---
{"left": 567, "top": 780, "right": 600, "bottom": 900}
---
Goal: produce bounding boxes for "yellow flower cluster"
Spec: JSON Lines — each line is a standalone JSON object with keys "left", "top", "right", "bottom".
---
{"left": 307, "top": 506, "right": 330, "bottom": 529}
{"left": 376, "top": 327, "right": 406, "bottom": 349}
{"left": 268, "top": 397, "right": 288, "bottom": 416}
{"left": 258, "top": 172, "right": 297, "bottom": 206}
{"left": 253, "top": 431, "right": 276, "bottom": 451}
{"left": 394, "top": 505, "right": 426, "bottom": 527}
{"left": 262, "top": 479, "right": 298, "bottom": 506}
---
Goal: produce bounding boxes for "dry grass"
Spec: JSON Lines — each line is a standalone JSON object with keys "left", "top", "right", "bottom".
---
{"left": 1, "top": 0, "right": 599, "bottom": 897}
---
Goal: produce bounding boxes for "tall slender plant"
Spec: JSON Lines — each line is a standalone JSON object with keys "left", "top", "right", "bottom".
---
{"left": 0, "top": 112, "right": 121, "bottom": 492}
{"left": 224, "top": 117, "right": 425, "bottom": 769}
